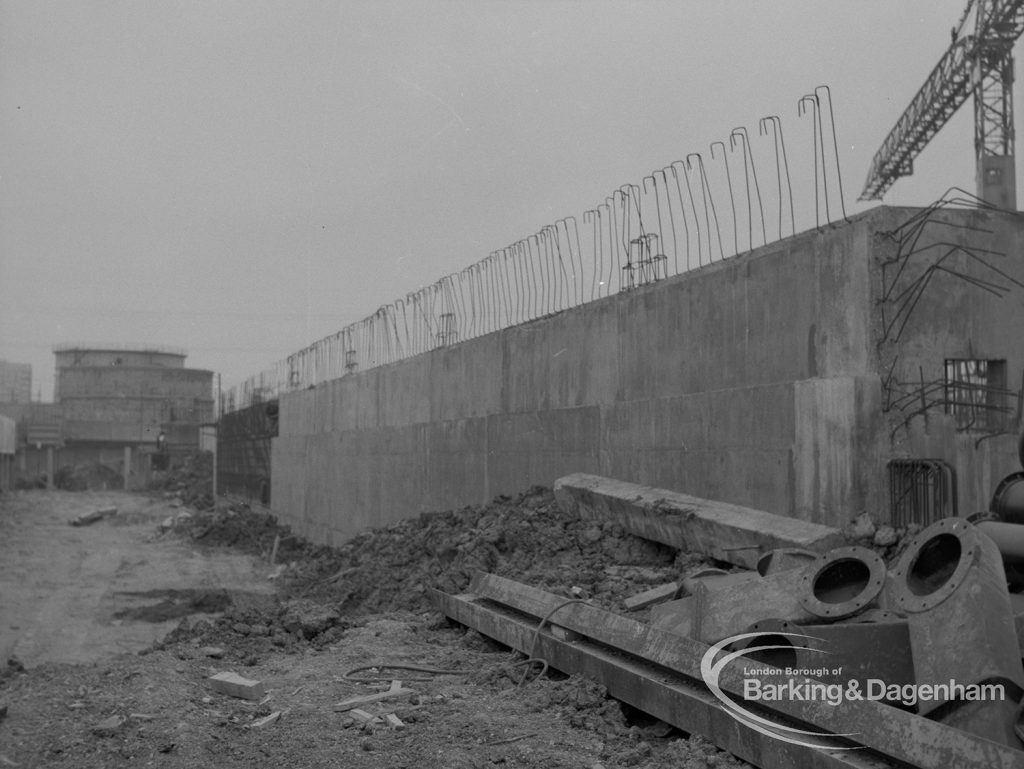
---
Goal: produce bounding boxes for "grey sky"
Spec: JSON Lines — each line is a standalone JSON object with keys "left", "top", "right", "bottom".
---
{"left": 1, "top": 1, "right": 988, "bottom": 400}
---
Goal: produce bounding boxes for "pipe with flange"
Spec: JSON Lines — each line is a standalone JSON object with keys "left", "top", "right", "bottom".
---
{"left": 969, "top": 512, "right": 1024, "bottom": 590}
{"left": 991, "top": 471, "right": 1024, "bottom": 525}
{"left": 798, "top": 546, "right": 887, "bottom": 621}
{"left": 890, "top": 517, "right": 1024, "bottom": 747}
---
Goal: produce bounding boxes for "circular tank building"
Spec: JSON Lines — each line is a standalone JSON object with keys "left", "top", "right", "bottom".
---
{"left": 54, "top": 343, "right": 214, "bottom": 448}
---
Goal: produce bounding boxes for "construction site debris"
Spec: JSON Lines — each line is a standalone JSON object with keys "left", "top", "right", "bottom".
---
{"left": 554, "top": 473, "right": 844, "bottom": 569}
{"left": 346, "top": 707, "right": 387, "bottom": 730}
{"left": 845, "top": 511, "right": 876, "bottom": 540}
{"left": 755, "top": 547, "right": 817, "bottom": 576}
{"left": 678, "top": 566, "right": 734, "bottom": 595}
{"left": 90, "top": 715, "right": 126, "bottom": 735}
{"left": 796, "top": 545, "right": 886, "bottom": 620}
{"left": 333, "top": 681, "right": 414, "bottom": 712}
{"left": 792, "top": 618, "right": 914, "bottom": 705}
{"left": 623, "top": 582, "right": 680, "bottom": 611}
{"left": 148, "top": 451, "right": 214, "bottom": 511}
{"left": 689, "top": 566, "right": 812, "bottom": 643}
{"left": 167, "top": 486, "right": 693, "bottom": 619}
{"left": 1, "top": 487, "right": 748, "bottom": 768}
{"left": 245, "top": 711, "right": 281, "bottom": 729}
{"left": 648, "top": 596, "right": 695, "bottom": 637}
{"left": 891, "top": 517, "right": 1024, "bottom": 745}
{"left": 69, "top": 506, "right": 117, "bottom": 527}
{"left": 437, "top": 571, "right": 1024, "bottom": 767}
{"left": 207, "top": 671, "right": 265, "bottom": 700}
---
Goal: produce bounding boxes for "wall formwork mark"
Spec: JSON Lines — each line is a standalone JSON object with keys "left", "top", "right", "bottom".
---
{"left": 270, "top": 205, "right": 1024, "bottom": 546}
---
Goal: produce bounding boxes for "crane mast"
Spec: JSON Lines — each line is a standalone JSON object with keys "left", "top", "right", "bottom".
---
{"left": 859, "top": 0, "right": 1024, "bottom": 207}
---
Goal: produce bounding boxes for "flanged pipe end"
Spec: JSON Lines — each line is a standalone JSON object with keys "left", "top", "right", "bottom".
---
{"left": 798, "top": 545, "right": 886, "bottom": 620}
{"left": 890, "top": 517, "right": 980, "bottom": 614}
{"left": 966, "top": 510, "right": 1000, "bottom": 525}
{"left": 991, "top": 471, "right": 1024, "bottom": 525}
{"left": 730, "top": 618, "right": 808, "bottom": 669}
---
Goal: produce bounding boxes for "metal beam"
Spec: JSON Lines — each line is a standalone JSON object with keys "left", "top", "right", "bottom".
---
{"left": 439, "top": 573, "right": 1024, "bottom": 769}
{"left": 431, "top": 589, "right": 890, "bottom": 769}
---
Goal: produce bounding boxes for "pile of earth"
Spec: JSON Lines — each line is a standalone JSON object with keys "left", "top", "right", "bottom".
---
{"left": 157, "top": 486, "right": 720, "bottom": 660}
{"left": 280, "top": 485, "right": 712, "bottom": 614}
{"left": 149, "top": 451, "right": 215, "bottom": 510}
{"left": 173, "top": 486, "right": 714, "bottom": 617}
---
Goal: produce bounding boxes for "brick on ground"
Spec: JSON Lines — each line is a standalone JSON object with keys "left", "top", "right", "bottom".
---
{"left": 208, "top": 671, "right": 266, "bottom": 700}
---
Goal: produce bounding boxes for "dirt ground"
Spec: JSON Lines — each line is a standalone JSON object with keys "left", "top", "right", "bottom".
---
{"left": 0, "top": 488, "right": 744, "bottom": 769}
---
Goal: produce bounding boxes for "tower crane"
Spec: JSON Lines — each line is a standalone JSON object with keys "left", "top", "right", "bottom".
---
{"left": 859, "top": 0, "right": 1024, "bottom": 208}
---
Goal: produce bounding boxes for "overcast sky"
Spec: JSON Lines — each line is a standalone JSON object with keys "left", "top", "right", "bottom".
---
{"left": 0, "top": 0, "right": 997, "bottom": 401}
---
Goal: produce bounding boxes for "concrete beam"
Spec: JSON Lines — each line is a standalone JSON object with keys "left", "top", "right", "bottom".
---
{"left": 554, "top": 473, "right": 844, "bottom": 569}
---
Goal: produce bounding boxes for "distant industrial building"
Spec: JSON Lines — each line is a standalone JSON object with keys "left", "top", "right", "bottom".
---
{"left": 0, "top": 345, "right": 214, "bottom": 490}
{"left": 55, "top": 344, "right": 214, "bottom": 449}
{"left": 0, "top": 359, "right": 31, "bottom": 403}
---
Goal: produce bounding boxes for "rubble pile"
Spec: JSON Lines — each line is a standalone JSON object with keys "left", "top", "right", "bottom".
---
{"left": 156, "top": 486, "right": 715, "bottom": 656}
{"left": 278, "top": 486, "right": 697, "bottom": 614}
{"left": 843, "top": 510, "right": 922, "bottom": 563}
{"left": 149, "top": 451, "right": 215, "bottom": 510}
{"left": 174, "top": 502, "right": 295, "bottom": 556}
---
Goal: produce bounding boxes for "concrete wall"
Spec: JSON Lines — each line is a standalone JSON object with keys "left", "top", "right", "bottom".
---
{"left": 271, "top": 206, "right": 1024, "bottom": 546}
{"left": 872, "top": 206, "right": 1024, "bottom": 513}
{"left": 273, "top": 209, "right": 881, "bottom": 545}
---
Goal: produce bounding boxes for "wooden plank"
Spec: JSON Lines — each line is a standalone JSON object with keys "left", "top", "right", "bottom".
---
{"left": 348, "top": 709, "right": 382, "bottom": 727}
{"left": 623, "top": 582, "right": 679, "bottom": 611}
{"left": 432, "top": 589, "right": 890, "bottom": 769}
{"left": 554, "top": 473, "right": 843, "bottom": 569}
{"left": 333, "top": 684, "right": 415, "bottom": 712}
{"left": 458, "top": 573, "right": 1024, "bottom": 769}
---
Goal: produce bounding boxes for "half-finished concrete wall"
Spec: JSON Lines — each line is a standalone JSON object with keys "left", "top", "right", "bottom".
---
{"left": 273, "top": 208, "right": 885, "bottom": 545}
{"left": 271, "top": 205, "right": 1024, "bottom": 545}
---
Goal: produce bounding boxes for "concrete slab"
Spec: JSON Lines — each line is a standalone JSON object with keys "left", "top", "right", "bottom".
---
{"left": 553, "top": 473, "right": 844, "bottom": 569}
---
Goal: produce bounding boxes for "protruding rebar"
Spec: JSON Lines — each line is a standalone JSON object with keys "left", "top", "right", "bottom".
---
{"left": 799, "top": 94, "right": 826, "bottom": 231}
{"left": 730, "top": 128, "right": 767, "bottom": 249}
{"left": 815, "top": 85, "right": 850, "bottom": 224}
{"left": 710, "top": 141, "right": 738, "bottom": 257}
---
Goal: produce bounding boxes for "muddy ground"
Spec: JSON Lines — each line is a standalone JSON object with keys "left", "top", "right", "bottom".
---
{"left": 0, "top": 487, "right": 750, "bottom": 769}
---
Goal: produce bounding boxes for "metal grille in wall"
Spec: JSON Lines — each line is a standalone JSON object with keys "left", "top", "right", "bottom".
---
{"left": 888, "top": 458, "right": 958, "bottom": 528}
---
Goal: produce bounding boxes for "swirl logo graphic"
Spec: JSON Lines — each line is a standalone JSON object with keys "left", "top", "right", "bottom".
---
{"left": 699, "top": 631, "right": 861, "bottom": 750}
